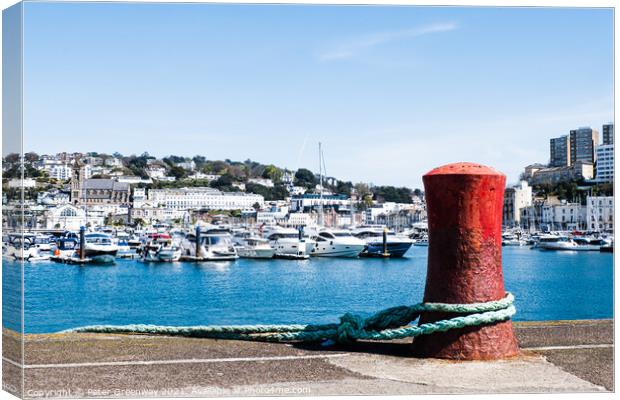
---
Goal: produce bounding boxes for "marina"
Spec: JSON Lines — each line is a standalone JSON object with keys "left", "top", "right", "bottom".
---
{"left": 2, "top": 244, "right": 612, "bottom": 334}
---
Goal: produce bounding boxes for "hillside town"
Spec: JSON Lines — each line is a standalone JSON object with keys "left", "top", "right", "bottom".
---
{"left": 2, "top": 123, "right": 614, "bottom": 236}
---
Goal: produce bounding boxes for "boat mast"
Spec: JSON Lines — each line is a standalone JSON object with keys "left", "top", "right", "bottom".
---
{"left": 318, "top": 142, "right": 324, "bottom": 227}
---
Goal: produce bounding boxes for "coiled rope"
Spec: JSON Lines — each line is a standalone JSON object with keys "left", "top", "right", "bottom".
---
{"left": 61, "top": 293, "right": 515, "bottom": 345}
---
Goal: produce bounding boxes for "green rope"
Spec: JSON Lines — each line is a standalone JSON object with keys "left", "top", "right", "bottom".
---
{"left": 61, "top": 293, "right": 516, "bottom": 345}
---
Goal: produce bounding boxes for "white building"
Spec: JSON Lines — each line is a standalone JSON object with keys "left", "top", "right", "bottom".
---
{"left": 503, "top": 181, "right": 532, "bottom": 227}
{"left": 364, "top": 202, "right": 415, "bottom": 224}
{"left": 147, "top": 187, "right": 264, "bottom": 210}
{"left": 287, "top": 212, "right": 315, "bottom": 227}
{"left": 115, "top": 176, "right": 152, "bottom": 185}
{"left": 188, "top": 172, "right": 221, "bottom": 181}
{"left": 290, "top": 194, "right": 352, "bottom": 213}
{"left": 256, "top": 211, "right": 288, "bottom": 225}
{"left": 132, "top": 188, "right": 147, "bottom": 208}
{"left": 8, "top": 178, "right": 36, "bottom": 188}
{"left": 177, "top": 161, "right": 196, "bottom": 171}
{"left": 45, "top": 204, "right": 105, "bottom": 230}
{"left": 540, "top": 202, "right": 586, "bottom": 231}
{"left": 595, "top": 144, "right": 614, "bottom": 183}
{"left": 130, "top": 202, "right": 188, "bottom": 225}
{"left": 104, "top": 158, "right": 123, "bottom": 168}
{"left": 248, "top": 178, "right": 274, "bottom": 188}
{"left": 586, "top": 196, "right": 614, "bottom": 232}
{"left": 47, "top": 163, "right": 73, "bottom": 180}
{"left": 146, "top": 165, "right": 167, "bottom": 179}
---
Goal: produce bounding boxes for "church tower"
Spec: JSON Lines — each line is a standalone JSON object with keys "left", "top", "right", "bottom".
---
{"left": 71, "top": 159, "right": 85, "bottom": 204}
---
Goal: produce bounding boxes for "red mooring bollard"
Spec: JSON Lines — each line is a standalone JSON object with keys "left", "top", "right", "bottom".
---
{"left": 412, "top": 162, "right": 520, "bottom": 360}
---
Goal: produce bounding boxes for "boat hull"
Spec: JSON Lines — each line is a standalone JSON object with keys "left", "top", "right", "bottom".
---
{"left": 236, "top": 247, "right": 275, "bottom": 259}
{"left": 84, "top": 249, "right": 118, "bottom": 260}
{"left": 158, "top": 249, "right": 182, "bottom": 262}
{"left": 362, "top": 242, "right": 413, "bottom": 257}
{"left": 311, "top": 245, "right": 364, "bottom": 258}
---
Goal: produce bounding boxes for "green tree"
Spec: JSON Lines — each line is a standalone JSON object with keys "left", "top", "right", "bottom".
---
{"left": 294, "top": 168, "right": 317, "bottom": 189}
{"left": 169, "top": 166, "right": 188, "bottom": 180}
{"left": 211, "top": 174, "right": 235, "bottom": 191}
{"left": 262, "top": 165, "right": 283, "bottom": 182}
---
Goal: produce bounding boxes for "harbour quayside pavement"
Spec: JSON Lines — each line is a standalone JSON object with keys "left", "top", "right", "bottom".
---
{"left": 1, "top": 320, "right": 614, "bottom": 397}
{"left": 3, "top": 163, "right": 614, "bottom": 397}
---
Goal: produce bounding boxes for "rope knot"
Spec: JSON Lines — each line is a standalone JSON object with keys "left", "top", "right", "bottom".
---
{"left": 337, "top": 313, "right": 366, "bottom": 344}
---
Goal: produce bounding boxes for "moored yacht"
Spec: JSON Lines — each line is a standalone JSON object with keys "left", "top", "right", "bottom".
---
{"left": 141, "top": 233, "right": 182, "bottom": 262}
{"left": 307, "top": 228, "right": 365, "bottom": 257}
{"left": 83, "top": 232, "right": 119, "bottom": 262}
{"left": 181, "top": 226, "right": 238, "bottom": 261}
{"left": 262, "top": 226, "right": 312, "bottom": 259}
{"left": 235, "top": 235, "right": 275, "bottom": 259}
{"left": 536, "top": 235, "right": 579, "bottom": 251}
{"left": 351, "top": 225, "right": 414, "bottom": 258}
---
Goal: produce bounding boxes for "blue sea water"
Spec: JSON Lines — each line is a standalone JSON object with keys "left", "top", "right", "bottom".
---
{"left": 2, "top": 246, "right": 614, "bottom": 333}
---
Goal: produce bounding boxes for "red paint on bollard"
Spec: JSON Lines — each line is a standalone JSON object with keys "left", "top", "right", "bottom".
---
{"left": 412, "top": 162, "right": 520, "bottom": 360}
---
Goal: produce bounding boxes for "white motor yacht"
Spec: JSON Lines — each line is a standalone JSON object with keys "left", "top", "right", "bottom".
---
{"left": 262, "top": 226, "right": 312, "bottom": 259}
{"left": 536, "top": 235, "right": 579, "bottom": 251}
{"left": 307, "top": 228, "right": 365, "bottom": 257}
{"left": 83, "top": 232, "right": 119, "bottom": 262}
{"left": 235, "top": 235, "right": 275, "bottom": 259}
{"left": 181, "top": 226, "right": 238, "bottom": 261}
{"left": 141, "top": 233, "right": 182, "bottom": 262}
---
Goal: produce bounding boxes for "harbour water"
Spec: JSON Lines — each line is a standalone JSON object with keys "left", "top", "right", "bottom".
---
{"left": 3, "top": 246, "right": 613, "bottom": 334}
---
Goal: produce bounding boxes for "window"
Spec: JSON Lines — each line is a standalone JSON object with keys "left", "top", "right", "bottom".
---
{"left": 60, "top": 207, "right": 77, "bottom": 217}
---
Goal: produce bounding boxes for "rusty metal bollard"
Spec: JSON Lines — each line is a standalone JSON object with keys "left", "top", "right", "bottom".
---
{"left": 412, "top": 162, "right": 520, "bottom": 360}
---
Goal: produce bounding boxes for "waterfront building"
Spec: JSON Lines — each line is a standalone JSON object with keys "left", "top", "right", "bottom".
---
{"left": 256, "top": 211, "right": 288, "bottom": 225}
{"left": 602, "top": 123, "right": 614, "bottom": 145}
{"left": 286, "top": 212, "right": 315, "bottom": 227}
{"left": 540, "top": 201, "right": 586, "bottom": 231}
{"left": 44, "top": 204, "right": 105, "bottom": 230}
{"left": 130, "top": 203, "right": 188, "bottom": 225}
{"left": 289, "top": 193, "right": 350, "bottom": 213}
{"left": 363, "top": 202, "right": 416, "bottom": 224}
{"left": 586, "top": 196, "right": 614, "bottom": 232}
{"left": 147, "top": 187, "right": 264, "bottom": 210}
{"left": 526, "top": 161, "right": 594, "bottom": 185}
{"left": 502, "top": 181, "right": 532, "bottom": 228}
{"left": 375, "top": 209, "right": 420, "bottom": 231}
{"left": 549, "top": 135, "right": 570, "bottom": 167}
{"left": 595, "top": 144, "right": 614, "bottom": 183}
{"left": 569, "top": 127, "right": 599, "bottom": 165}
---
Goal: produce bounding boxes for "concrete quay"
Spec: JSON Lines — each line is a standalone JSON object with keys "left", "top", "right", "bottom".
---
{"left": 2, "top": 319, "right": 613, "bottom": 398}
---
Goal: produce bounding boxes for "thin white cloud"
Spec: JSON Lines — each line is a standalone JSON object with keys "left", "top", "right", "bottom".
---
{"left": 319, "top": 22, "right": 458, "bottom": 61}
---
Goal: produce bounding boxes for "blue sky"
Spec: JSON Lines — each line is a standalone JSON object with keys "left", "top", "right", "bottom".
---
{"left": 20, "top": 3, "right": 613, "bottom": 188}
